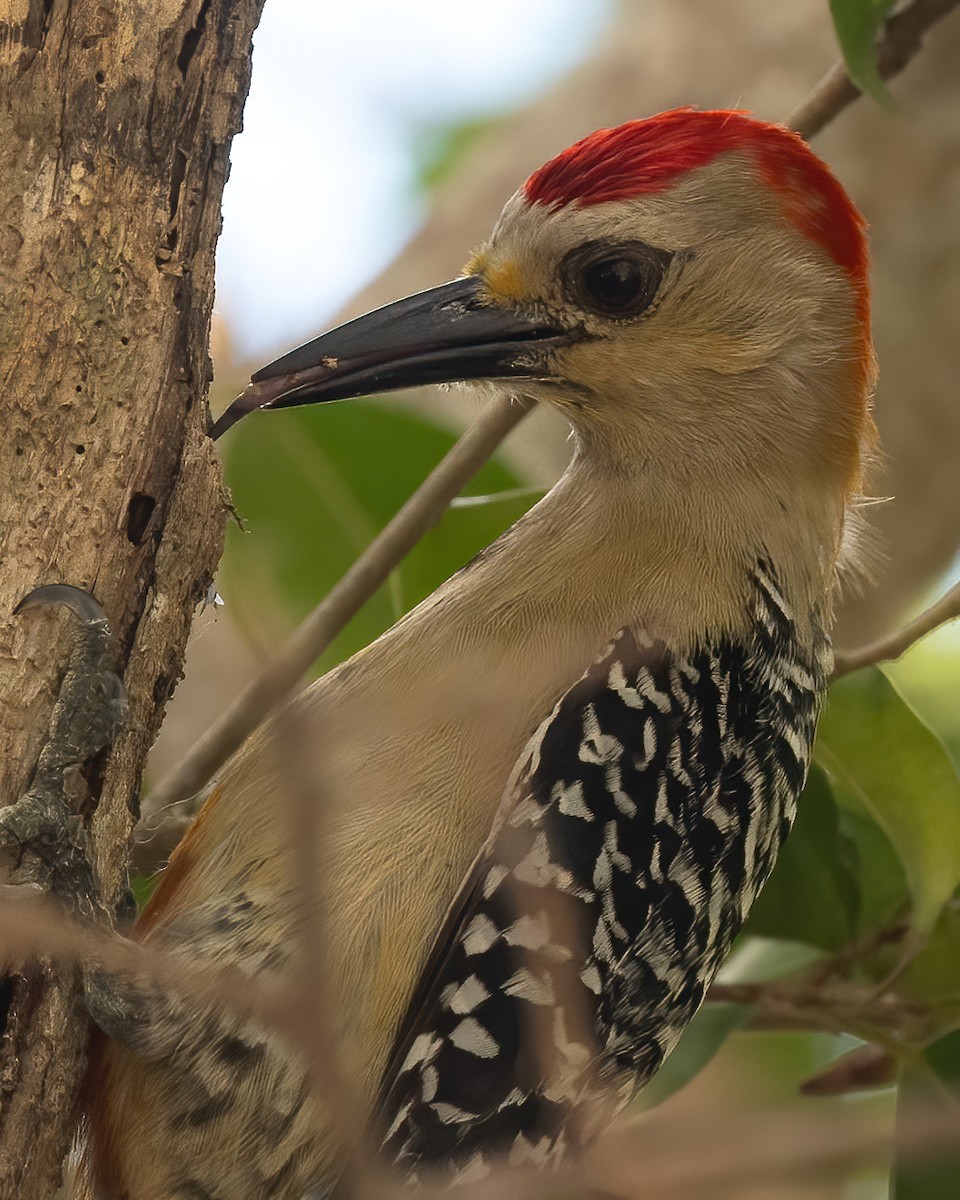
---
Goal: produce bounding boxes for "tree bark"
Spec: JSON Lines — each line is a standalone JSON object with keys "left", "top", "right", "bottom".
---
{"left": 0, "top": 1, "right": 263, "bottom": 1192}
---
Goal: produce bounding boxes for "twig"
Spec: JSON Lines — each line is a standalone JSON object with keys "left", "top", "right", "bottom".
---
{"left": 146, "top": 393, "right": 533, "bottom": 812}
{"left": 1, "top": 902, "right": 955, "bottom": 1200}
{"left": 788, "top": 0, "right": 960, "bottom": 138}
{"left": 708, "top": 976, "right": 931, "bottom": 1044}
{"left": 800, "top": 1043, "right": 897, "bottom": 1096}
{"left": 272, "top": 709, "right": 381, "bottom": 1195}
{"left": 833, "top": 578, "right": 960, "bottom": 678}
{"left": 0, "top": 892, "right": 293, "bottom": 1045}
{"left": 392, "top": 1098, "right": 958, "bottom": 1200}
{"left": 581, "top": 1101, "right": 960, "bottom": 1200}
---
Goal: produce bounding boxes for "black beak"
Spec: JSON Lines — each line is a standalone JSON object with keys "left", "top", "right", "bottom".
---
{"left": 210, "top": 276, "right": 569, "bottom": 440}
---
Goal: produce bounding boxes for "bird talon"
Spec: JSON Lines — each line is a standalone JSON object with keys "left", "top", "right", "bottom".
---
{"left": 14, "top": 582, "right": 111, "bottom": 626}
{"left": 15, "top": 582, "right": 128, "bottom": 761}
{"left": 4, "top": 583, "right": 127, "bottom": 911}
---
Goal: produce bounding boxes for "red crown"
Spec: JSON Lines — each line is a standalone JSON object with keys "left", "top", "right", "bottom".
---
{"left": 523, "top": 109, "right": 867, "bottom": 289}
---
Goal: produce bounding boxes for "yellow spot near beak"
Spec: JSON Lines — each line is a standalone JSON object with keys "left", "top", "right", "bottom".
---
{"left": 463, "top": 251, "right": 529, "bottom": 308}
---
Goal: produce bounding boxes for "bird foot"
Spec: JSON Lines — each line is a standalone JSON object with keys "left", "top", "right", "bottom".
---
{"left": 1, "top": 585, "right": 127, "bottom": 920}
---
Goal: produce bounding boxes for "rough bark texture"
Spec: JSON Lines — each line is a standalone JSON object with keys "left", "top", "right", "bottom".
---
{"left": 0, "top": 0, "right": 263, "bottom": 1193}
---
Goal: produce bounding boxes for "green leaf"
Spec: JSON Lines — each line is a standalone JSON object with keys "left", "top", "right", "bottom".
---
{"left": 829, "top": 0, "right": 897, "bottom": 108}
{"left": 130, "top": 872, "right": 157, "bottom": 911}
{"left": 415, "top": 116, "right": 499, "bottom": 193}
{"left": 835, "top": 798, "right": 909, "bottom": 936}
{"left": 220, "top": 401, "right": 535, "bottom": 675}
{"left": 897, "top": 903, "right": 960, "bottom": 1012}
{"left": 723, "top": 936, "right": 827, "bottom": 984}
{"left": 892, "top": 1030, "right": 960, "bottom": 1198}
{"left": 815, "top": 669, "right": 960, "bottom": 935}
{"left": 745, "top": 764, "right": 859, "bottom": 950}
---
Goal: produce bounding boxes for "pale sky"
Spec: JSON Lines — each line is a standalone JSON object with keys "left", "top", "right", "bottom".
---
{"left": 215, "top": 0, "right": 610, "bottom": 360}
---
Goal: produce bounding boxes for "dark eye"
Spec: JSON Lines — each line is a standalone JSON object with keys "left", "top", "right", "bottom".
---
{"left": 562, "top": 240, "right": 672, "bottom": 319}
{"left": 583, "top": 258, "right": 647, "bottom": 312}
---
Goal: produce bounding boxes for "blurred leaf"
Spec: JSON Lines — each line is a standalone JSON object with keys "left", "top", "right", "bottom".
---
{"left": 897, "top": 903, "right": 960, "bottom": 1012}
{"left": 834, "top": 796, "right": 909, "bottom": 937}
{"left": 414, "top": 117, "right": 499, "bottom": 193}
{"left": 816, "top": 669, "right": 960, "bottom": 934}
{"left": 886, "top": 634, "right": 960, "bottom": 773}
{"left": 130, "top": 872, "right": 157, "bottom": 911}
{"left": 745, "top": 764, "right": 859, "bottom": 950}
{"left": 722, "top": 936, "right": 827, "bottom": 985}
{"left": 800, "top": 1042, "right": 896, "bottom": 1096}
{"left": 634, "top": 1003, "right": 751, "bottom": 1110}
{"left": 220, "top": 401, "right": 534, "bottom": 675}
{"left": 892, "top": 1030, "right": 960, "bottom": 1198}
{"left": 450, "top": 486, "right": 544, "bottom": 509}
{"left": 829, "top": 0, "right": 897, "bottom": 108}
{"left": 925, "top": 1030, "right": 960, "bottom": 1076}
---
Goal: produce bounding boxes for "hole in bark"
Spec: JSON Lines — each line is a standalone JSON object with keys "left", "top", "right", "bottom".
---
{"left": 41, "top": 0, "right": 54, "bottom": 33}
{"left": 80, "top": 748, "right": 112, "bottom": 821}
{"left": 95, "top": 70, "right": 105, "bottom": 84}
{"left": 15, "top": 447, "right": 23, "bottom": 456}
{"left": 0, "top": 972, "right": 13, "bottom": 1032}
{"left": 168, "top": 148, "right": 187, "bottom": 225}
{"left": 126, "top": 493, "right": 156, "bottom": 545}
{"left": 75, "top": 384, "right": 82, "bottom": 393}
{"left": 120, "top": 335, "right": 129, "bottom": 345}
{"left": 75, "top": 445, "right": 85, "bottom": 455}
{"left": 177, "top": 0, "right": 211, "bottom": 78}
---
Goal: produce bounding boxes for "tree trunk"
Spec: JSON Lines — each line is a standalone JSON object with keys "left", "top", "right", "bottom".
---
{"left": 0, "top": 1, "right": 263, "bottom": 1192}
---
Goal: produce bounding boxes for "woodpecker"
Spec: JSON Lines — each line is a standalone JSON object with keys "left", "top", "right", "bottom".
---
{"left": 83, "top": 109, "right": 873, "bottom": 1198}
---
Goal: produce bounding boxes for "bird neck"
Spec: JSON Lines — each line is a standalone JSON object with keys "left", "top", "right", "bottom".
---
{"left": 478, "top": 435, "right": 844, "bottom": 654}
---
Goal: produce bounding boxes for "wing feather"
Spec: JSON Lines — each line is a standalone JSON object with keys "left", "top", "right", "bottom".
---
{"left": 375, "top": 571, "right": 827, "bottom": 1180}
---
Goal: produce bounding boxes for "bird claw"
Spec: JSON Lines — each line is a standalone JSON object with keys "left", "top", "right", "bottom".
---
{"left": 4, "top": 586, "right": 167, "bottom": 1054}
{"left": 1, "top": 584, "right": 127, "bottom": 917}
{"left": 14, "top": 584, "right": 128, "bottom": 766}
{"left": 14, "top": 583, "right": 114, "bottom": 626}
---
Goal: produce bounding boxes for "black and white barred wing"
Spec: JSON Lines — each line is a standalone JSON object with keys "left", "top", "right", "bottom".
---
{"left": 377, "top": 607, "right": 823, "bottom": 1180}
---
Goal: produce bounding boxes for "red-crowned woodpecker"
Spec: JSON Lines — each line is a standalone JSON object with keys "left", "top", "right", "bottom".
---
{"left": 83, "top": 109, "right": 874, "bottom": 1199}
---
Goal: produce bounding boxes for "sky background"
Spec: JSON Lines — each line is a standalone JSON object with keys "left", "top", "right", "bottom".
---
{"left": 216, "top": 0, "right": 611, "bottom": 360}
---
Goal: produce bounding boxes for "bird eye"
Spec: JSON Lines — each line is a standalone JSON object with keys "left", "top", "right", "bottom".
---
{"left": 582, "top": 258, "right": 647, "bottom": 312}
{"left": 562, "top": 240, "right": 672, "bottom": 319}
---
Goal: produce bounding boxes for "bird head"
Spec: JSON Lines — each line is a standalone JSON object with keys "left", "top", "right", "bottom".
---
{"left": 214, "top": 109, "right": 874, "bottom": 504}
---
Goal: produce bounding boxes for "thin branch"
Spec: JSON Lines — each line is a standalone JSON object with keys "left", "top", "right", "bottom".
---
{"left": 2, "top": 900, "right": 957, "bottom": 1199}
{"left": 0, "top": 889, "right": 384, "bottom": 1113}
{"left": 145, "top": 393, "right": 533, "bottom": 813}
{"left": 833, "top": 578, "right": 960, "bottom": 678}
{"left": 272, "top": 711, "right": 381, "bottom": 1196}
{"left": 708, "top": 976, "right": 932, "bottom": 1045}
{"left": 799, "top": 1043, "right": 897, "bottom": 1096}
{"left": 0, "top": 893, "right": 293, "bottom": 1048}
{"left": 581, "top": 1102, "right": 959, "bottom": 1200}
{"left": 398, "top": 1100, "right": 959, "bottom": 1200}
{"left": 788, "top": 0, "right": 960, "bottom": 138}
